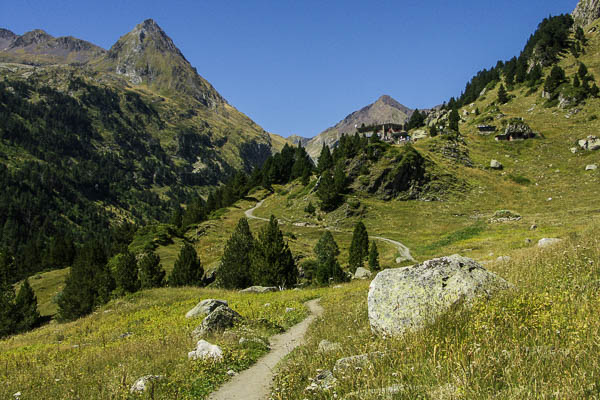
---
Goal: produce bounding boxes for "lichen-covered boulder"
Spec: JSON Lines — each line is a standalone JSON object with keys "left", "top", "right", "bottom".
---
{"left": 353, "top": 267, "right": 372, "bottom": 280}
{"left": 192, "top": 305, "right": 242, "bottom": 338}
{"left": 368, "top": 255, "right": 511, "bottom": 336}
{"left": 187, "top": 340, "right": 223, "bottom": 361}
{"left": 240, "top": 286, "right": 278, "bottom": 293}
{"left": 185, "top": 299, "right": 228, "bottom": 319}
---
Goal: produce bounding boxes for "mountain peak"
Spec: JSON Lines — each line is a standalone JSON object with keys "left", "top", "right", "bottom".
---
{"left": 97, "top": 19, "right": 224, "bottom": 107}
{"left": 12, "top": 29, "right": 53, "bottom": 47}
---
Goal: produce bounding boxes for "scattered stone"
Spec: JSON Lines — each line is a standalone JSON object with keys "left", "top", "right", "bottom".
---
{"left": 525, "top": 238, "right": 532, "bottom": 244}
{"left": 240, "top": 286, "right": 278, "bottom": 293}
{"left": 490, "top": 159, "right": 503, "bottom": 170}
{"left": 368, "top": 255, "right": 511, "bottom": 336}
{"left": 538, "top": 238, "right": 562, "bottom": 248}
{"left": 188, "top": 340, "right": 223, "bottom": 361}
{"left": 344, "top": 385, "right": 405, "bottom": 400}
{"left": 496, "top": 256, "right": 511, "bottom": 263}
{"left": 227, "top": 369, "right": 237, "bottom": 377}
{"left": 285, "top": 307, "right": 295, "bottom": 313}
{"left": 490, "top": 210, "right": 521, "bottom": 223}
{"left": 130, "top": 375, "right": 164, "bottom": 393}
{"left": 304, "top": 369, "right": 337, "bottom": 393}
{"left": 186, "top": 299, "right": 228, "bottom": 319}
{"left": 333, "top": 352, "right": 386, "bottom": 376}
{"left": 13, "top": 392, "right": 21, "bottom": 400}
{"left": 353, "top": 267, "right": 372, "bottom": 280}
{"left": 318, "top": 339, "right": 342, "bottom": 353}
{"left": 119, "top": 332, "right": 133, "bottom": 339}
{"left": 586, "top": 164, "right": 598, "bottom": 171}
{"left": 530, "top": 224, "right": 537, "bottom": 230}
{"left": 239, "top": 337, "right": 269, "bottom": 349}
{"left": 571, "top": 147, "right": 579, "bottom": 154}
{"left": 192, "top": 305, "right": 242, "bottom": 338}
{"left": 263, "top": 303, "right": 271, "bottom": 307}
{"left": 333, "top": 285, "right": 343, "bottom": 289}
{"left": 579, "top": 135, "right": 600, "bottom": 151}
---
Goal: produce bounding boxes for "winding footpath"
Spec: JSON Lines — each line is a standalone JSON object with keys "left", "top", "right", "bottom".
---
{"left": 208, "top": 299, "right": 324, "bottom": 400}
{"left": 245, "top": 198, "right": 415, "bottom": 262}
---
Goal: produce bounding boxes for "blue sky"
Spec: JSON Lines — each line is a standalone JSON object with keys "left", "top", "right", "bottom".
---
{"left": 1, "top": 0, "right": 578, "bottom": 138}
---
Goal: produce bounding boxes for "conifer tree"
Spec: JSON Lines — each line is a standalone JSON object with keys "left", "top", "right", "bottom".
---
{"left": 448, "top": 109, "right": 460, "bottom": 133}
{"left": 544, "top": 65, "right": 565, "bottom": 95}
{"left": 169, "top": 243, "right": 204, "bottom": 287}
{"left": 250, "top": 215, "right": 297, "bottom": 288}
{"left": 314, "top": 231, "right": 345, "bottom": 285}
{"left": 429, "top": 124, "right": 438, "bottom": 137}
{"left": 317, "top": 145, "right": 333, "bottom": 172}
{"left": 111, "top": 252, "right": 140, "bottom": 295}
{"left": 317, "top": 170, "right": 339, "bottom": 211}
{"left": 497, "top": 84, "right": 509, "bottom": 104}
{"left": 368, "top": 240, "right": 380, "bottom": 272}
{"left": 574, "top": 74, "right": 581, "bottom": 88}
{"left": 216, "top": 218, "right": 254, "bottom": 289}
{"left": 57, "top": 241, "right": 114, "bottom": 321}
{"left": 138, "top": 251, "right": 165, "bottom": 289}
{"left": 333, "top": 161, "right": 347, "bottom": 195}
{"left": 14, "top": 279, "right": 40, "bottom": 332}
{"left": 348, "top": 222, "right": 369, "bottom": 273}
{"left": 0, "top": 279, "right": 16, "bottom": 337}
{"left": 578, "top": 62, "right": 588, "bottom": 80}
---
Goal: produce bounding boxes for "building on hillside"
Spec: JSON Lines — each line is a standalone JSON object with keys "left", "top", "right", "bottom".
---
{"left": 477, "top": 125, "right": 497, "bottom": 134}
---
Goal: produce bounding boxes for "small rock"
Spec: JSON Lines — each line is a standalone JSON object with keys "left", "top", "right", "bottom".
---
{"left": 130, "top": 375, "right": 164, "bottom": 393}
{"left": 586, "top": 164, "right": 598, "bottom": 171}
{"left": 530, "top": 224, "right": 537, "bottom": 230}
{"left": 570, "top": 147, "right": 578, "bottom": 154}
{"left": 525, "top": 238, "right": 532, "bottom": 244}
{"left": 333, "top": 285, "right": 342, "bottom": 289}
{"left": 188, "top": 340, "right": 223, "bottom": 361}
{"left": 490, "top": 159, "right": 503, "bottom": 170}
{"left": 333, "top": 352, "right": 386, "bottom": 377}
{"left": 186, "top": 299, "right": 228, "bottom": 319}
{"left": 285, "top": 307, "right": 295, "bottom": 313}
{"left": 304, "top": 370, "right": 337, "bottom": 393}
{"left": 240, "top": 286, "right": 278, "bottom": 293}
{"left": 353, "top": 267, "right": 372, "bottom": 280}
{"left": 538, "top": 238, "right": 562, "bottom": 248}
{"left": 239, "top": 337, "right": 269, "bottom": 349}
{"left": 13, "top": 392, "right": 21, "bottom": 400}
{"left": 192, "top": 305, "right": 242, "bottom": 338}
{"left": 120, "top": 332, "right": 133, "bottom": 339}
{"left": 227, "top": 369, "right": 237, "bottom": 377}
{"left": 318, "top": 339, "right": 342, "bottom": 353}
{"left": 263, "top": 303, "right": 271, "bottom": 307}
{"left": 578, "top": 135, "right": 600, "bottom": 151}
{"left": 496, "top": 256, "right": 511, "bottom": 263}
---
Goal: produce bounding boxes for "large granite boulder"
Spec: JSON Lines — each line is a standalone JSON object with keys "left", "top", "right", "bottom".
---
{"left": 192, "top": 305, "right": 242, "bottom": 338}
{"left": 367, "top": 255, "right": 511, "bottom": 336}
{"left": 185, "top": 299, "right": 228, "bottom": 319}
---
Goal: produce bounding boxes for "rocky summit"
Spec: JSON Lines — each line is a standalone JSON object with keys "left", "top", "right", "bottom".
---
{"left": 573, "top": 0, "right": 600, "bottom": 27}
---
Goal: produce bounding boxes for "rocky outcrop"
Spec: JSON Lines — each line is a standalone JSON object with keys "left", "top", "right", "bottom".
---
{"left": 496, "top": 120, "right": 535, "bottom": 141}
{"left": 368, "top": 255, "right": 511, "bottom": 336}
{"left": 578, "top": 135, "right": 600, "bottom": 151}
{"left": 185, "top": 299, "right": 228, "bottom": 319}
{"left": 573, "top": 0, "right": 600, "bottom": 27}
{"left": 192, "top": 305, "right": 242, "bottom": 338}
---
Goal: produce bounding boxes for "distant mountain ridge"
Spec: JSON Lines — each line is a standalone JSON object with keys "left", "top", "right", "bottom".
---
{"left": 0, "top": 28, "right": 106, "bottom": 64}
{"left": 304, "top": 94, "right": 414, "bottom": 159}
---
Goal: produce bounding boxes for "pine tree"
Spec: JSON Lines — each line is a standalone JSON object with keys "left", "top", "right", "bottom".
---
{"left": 544, "top": 65, "right": 565, "bottom": 95}
{"left": 574, "top": 75, "right": 581, "bottom": 88}
{"left": 348, "top": 222, "right": 369, "bottom": 273}
{"left": 448, "top": 109, "right": 460, "bottom": 133}
{"left": 250, "top": 215, "right": 297, "bottom": 288}
{"left": 14, "top": 279, "right": 40, "bottom": 332}
{"left": 317, "top": 145, "right": 333, "bottom": 172}
{"left": 578, "top": 62, "right": 588, "bottom": 80}
{"left": 57, "top": 241, "right": 114, "bottom": 321}
{"left": 368, "top": 241, "right": 380, "bottom": 272}
{"left": 317, "top": 170, "right": 339, "bottom": 211}
{"left": 429, "top": 124, "right": 438, "bottom": 137}
{"left": 138, "top": 251, "right": 165, "bottom": 289}
{"left": 169, "top": 243, "right": 204, "bottom": 287}
{"left": 314, "top": 231, "right": 345, "bottom": 285}
{"left": 333, "top": 161, "right": 347, "bottom": 195}
{"left": 111, "top": 252, "right": 140, "bottom": 295}
{"left": 0, "top": 279, "right": 16, "bottom": 337}
{"left": 216, "top": 218, "right": 254, "bottom": 289}
{"left": 497, "top": 84, "right": 509, "bottom": 104}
